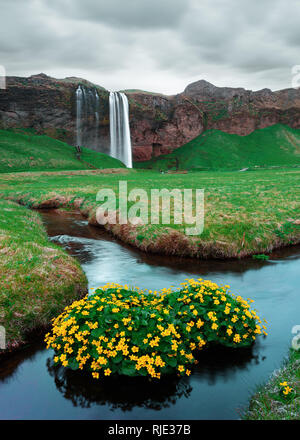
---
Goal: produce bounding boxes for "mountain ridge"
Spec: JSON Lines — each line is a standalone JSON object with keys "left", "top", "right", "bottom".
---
{"left": 1, "top": 73, "right": 300, "bottom": 162}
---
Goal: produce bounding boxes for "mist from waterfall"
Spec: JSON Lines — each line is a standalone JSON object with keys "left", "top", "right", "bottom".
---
{"left": 109, "top": 92, "right": 132, "bottom": 168}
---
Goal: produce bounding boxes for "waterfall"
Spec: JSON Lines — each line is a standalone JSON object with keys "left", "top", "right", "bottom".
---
{"left": 76, "top": 85, "right": 83, "bottom": 147}
{"left": 94, "top": 89, "right": 100, "bottom": 146}
{"left": 75, "top": 84, "right": 101, "bottom": 150}
{"left": 109, "top": 92, "right": 132, "bottom": 168}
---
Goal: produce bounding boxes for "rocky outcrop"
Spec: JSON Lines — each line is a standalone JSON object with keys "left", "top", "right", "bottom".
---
{"left": 128, "top": 91, "right": 204, "bottom": 160}
{"left": 1, "top": 74, "right": 300, "bottom": 162}
{"left": 0, "top": 73, "right": 111, "bottom": 154}
{"left": 128, "top": 80, "right": 300, "bottom": 160}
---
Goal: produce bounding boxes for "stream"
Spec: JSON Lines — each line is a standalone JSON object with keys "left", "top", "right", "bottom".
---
{"left": 0, "top": 210, "right": 299, "bottom": 420}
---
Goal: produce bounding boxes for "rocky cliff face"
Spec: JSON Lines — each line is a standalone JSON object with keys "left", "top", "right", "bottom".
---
{"left": 0, "top": 73, "right": 111, "bottom": 154}
{"left": 1, "top": 74, "right": 300, "bottom": 162}
{"left": 129, "top": 80, "right": 300, "bottom": 160}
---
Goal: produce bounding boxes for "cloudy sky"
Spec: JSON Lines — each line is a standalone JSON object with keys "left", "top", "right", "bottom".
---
{"left": 0, "top": 0, "right": 299, "bottom": 94}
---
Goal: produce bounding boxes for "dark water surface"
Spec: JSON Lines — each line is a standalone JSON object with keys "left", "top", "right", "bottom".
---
{"left": 0, "top": 210, "right": 299, "bottom": 420}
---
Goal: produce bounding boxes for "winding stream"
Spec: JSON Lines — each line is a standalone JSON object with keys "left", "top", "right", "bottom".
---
{"left": 0, "top": 210, "right": 299, "bottom": 420}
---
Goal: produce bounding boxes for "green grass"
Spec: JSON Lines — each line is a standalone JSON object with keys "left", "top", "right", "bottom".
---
{"left": 0, "top": 199, "right": 87, "bottom": 350}
{"left": 135, "top": 124, "right": 300, "bottom": 171}
{"left": 0, "top": 168, "right": 299, "bottom": 259}
{"left": 244, "top": 349, "right": 300, "bottom": 420}
{"left": 0, "top": 129, "right": 125, "bottom": 173}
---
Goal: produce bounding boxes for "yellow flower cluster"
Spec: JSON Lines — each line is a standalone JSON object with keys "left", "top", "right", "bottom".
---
{"left": 45, "top": 279, "right": 265, "bottom": 380}
{"left": 280, "top": 381, "right": 294, "bottom": 396}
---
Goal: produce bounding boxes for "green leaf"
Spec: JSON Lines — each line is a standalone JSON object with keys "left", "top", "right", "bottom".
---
{"left": 68, "top": 358, "right": 79, "bottom": 371}
{"left": 121, "top": 361, "right": 136, "bottom": 376}
{"left": 91, "top": 328, "right": 103, "bottom": 338}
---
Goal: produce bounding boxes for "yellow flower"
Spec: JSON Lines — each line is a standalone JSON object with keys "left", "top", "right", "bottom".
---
{"left": 196, "top": 319, "right": 204, "bottom": 328}
{"left": 233, "top": 334, "right": 241, "bottom": 343}
{"left": 104, "top": 368, "right": 111, "bottom": 376}
{"left": 283, "top": 386, "right": 293, "bottom": 395}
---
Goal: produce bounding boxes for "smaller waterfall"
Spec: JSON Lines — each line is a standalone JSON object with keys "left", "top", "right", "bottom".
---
{"left": 109, "top": 92, "right": 132, "bottom": 168}
{"left": 75, "top": 85, "right": 101, "bottom": 150}
{"left": 75, "top": 85, "right": 83, "bottom": 147}
{"left": 94, "top": 89, "right": 100, "bottom": 146}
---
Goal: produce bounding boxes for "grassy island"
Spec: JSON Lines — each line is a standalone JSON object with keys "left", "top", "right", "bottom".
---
{"left": 0, "top": 199, "right": 87, "bottom": 352}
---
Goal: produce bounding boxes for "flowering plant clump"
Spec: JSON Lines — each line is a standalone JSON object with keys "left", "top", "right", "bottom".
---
{"left": 45, "top": 279, "right": 266, "bottom": 379}
{"left": 163, "top": 279, "right": 267, "bottom": 350}
{"left": 279, "top": 381, "right": 296, "bottom": 401}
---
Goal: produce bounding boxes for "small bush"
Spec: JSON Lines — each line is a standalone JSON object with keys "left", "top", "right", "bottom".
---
{"left": 45, "top": 279, "right": 266, "bottom": 379}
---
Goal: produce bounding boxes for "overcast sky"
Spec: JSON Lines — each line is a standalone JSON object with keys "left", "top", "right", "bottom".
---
{"left": 0, "top": 0, "right": 299, "bottom": 94}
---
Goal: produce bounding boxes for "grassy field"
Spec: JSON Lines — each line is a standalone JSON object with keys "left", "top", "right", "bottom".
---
{"left": 0, "top": 168, "right": 299, "bottom": 259}
{"left": 244, "top": 349, "right": 300, "bottom": 420}
{"left": 0, "top": 199, "right": 87, "bottom": 351}
{"left": 135, "top": 124, "right": 300, "bottom": 171}
{"left": 0, "top": 129, "right": 125, "bottom": 173}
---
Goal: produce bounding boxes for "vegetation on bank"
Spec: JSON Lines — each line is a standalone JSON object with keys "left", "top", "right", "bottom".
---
{"left": 135, "top": 124, "right": 300, "bottom": 171}
{"left": 0, "top": 199, "right": 87, "bottom": 352}
{"left": 0, "top": 168, "right": 299, "bottom": 259}
{"left": 0, "top": 129, "right": 125, "bottom": 173}
{"left": 245, "top": 349, "right": 300, "bottom": 420}
{"left": 45, "top": 279, "right": 265, "bottom": 379}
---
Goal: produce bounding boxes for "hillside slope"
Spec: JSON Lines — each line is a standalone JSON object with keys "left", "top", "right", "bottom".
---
{"left": 0, "top": 129, "right": 125, "bottom": 173}
{"left": 135, "top": 124, "right": 300, "bottom": 170}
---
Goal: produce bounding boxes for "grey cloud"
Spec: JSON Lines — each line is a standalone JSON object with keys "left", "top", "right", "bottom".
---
{"left": 0, "top": 0, "right": 299, "bottom": 93}
{"left": 268, "top": 0, "right": 300, "bottom": 47}
{"left": 46, "top": 0, "right": 190, "bottom": 29}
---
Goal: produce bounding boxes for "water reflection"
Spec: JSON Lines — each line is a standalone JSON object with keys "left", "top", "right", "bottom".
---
{"left": 47, "top": 359, "right": 192, "bottom": 411}
{"left": 0, "top": 343, "right": 45, "bottom": 384}
{"left": 44, "top": 345, "right": 258, "bottom": 411}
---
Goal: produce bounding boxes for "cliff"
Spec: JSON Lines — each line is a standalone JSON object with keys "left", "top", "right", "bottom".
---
{"left": 1, "top": 74, "right": 300, "bottom": 162}
{"left": 0, "top": 73, "right": 111, "bottom": 154}
{"left": 128, "top": 80, "right": 300, "bottom": 160}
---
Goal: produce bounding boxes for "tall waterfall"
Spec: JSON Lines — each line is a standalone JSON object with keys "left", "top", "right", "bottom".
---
{"left": 109, "top": 92, "right": 132, "bottom": 168}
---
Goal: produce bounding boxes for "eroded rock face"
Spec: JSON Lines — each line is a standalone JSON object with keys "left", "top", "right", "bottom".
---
{"left": 0, "top": 73, "right": 111, "bottom": 154}
{"left": 128, "top": 80, "right": 300, "bottom": 159}
{"left": 1, "top": 74, "right": 300, "bottom": 162}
